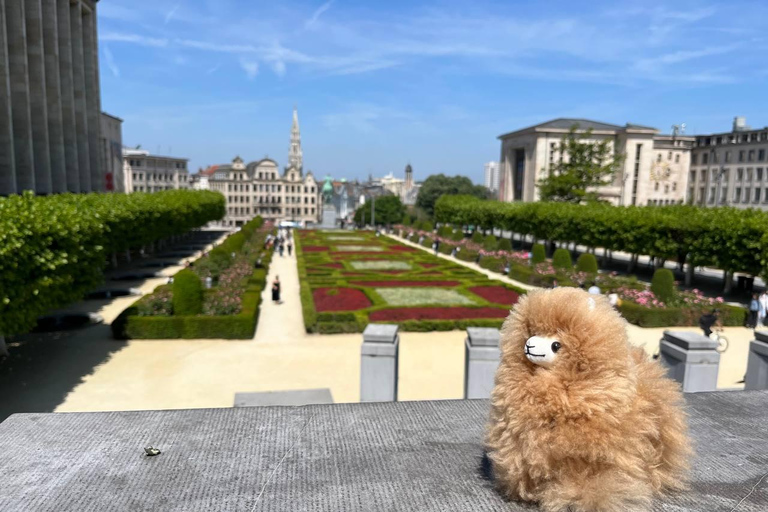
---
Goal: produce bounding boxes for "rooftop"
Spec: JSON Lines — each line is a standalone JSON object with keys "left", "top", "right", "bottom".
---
{"left": 0, "top": 392, "right": 766, "bottom": 511}
{"left": 498, "top": 118, "right": 658, "bottom": 139}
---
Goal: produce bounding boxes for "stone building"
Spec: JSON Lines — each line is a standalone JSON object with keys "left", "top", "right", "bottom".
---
{"left": 206, "top": 109, "right": 322, "bottom": 227}
{"left": 1, "top": 0, "right": 105, "bottom": 195}
{"left": 100, "top": 112, "right": 123, "bottom": 192}
{"left": 497, "top": 119, "right": 693, "bottom": 206}
{"left": 688, "top": 117, "right": 768, "bottom": 209}
{"left": 122, "top": 148, "right": 190, "bottom": 193}
{"left": 484, "top": 161, "right": 500, "bottom": 194}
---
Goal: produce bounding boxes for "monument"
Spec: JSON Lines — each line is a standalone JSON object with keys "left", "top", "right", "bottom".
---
{"left": 320, "top": 175, "right": 337, "bottom": 229}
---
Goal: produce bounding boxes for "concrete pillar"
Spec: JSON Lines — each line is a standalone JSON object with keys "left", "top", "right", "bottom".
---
{"left": 70, "top": 0, "right": 91, "bottom": 192}
{"left": 659, "top": 330, "right": 720, "bottom": 393}
{"left": 464, "top": 328, "right": 500, "bottom": 399}
{"left": 745, "top": 331, "right": 768, "bottom": 391}
{"left": 81, "top": 5, "right": 101, "bottom": 191}
{"left": 24, "top": 0, "right": 52, "bottom": 194}
{"left": 360, "top": 324, "right": 399, "bottom": 402}
{"left": 6, "top": 0, "right": 36, "bottom": 192}
{"left": 42, "top": 0, "right": 65, "bottom": 193}
{"left": 0, "top": 0, "right": 17, "bottom": 195}
{"left": 57, "top": 0, "right": 78, "bottom": 192}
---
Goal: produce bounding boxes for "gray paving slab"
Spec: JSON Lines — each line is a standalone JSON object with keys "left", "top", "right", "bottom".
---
{"left": 0, "top": 392, "right": 766, "bottom": 511}
{"left": 234, "top": 388, "right": 334, "bottom": 407}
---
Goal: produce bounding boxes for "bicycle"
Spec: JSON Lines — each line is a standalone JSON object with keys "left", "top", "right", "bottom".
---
{"left": 709, "top": 328, "right": 729, "bottom": 354}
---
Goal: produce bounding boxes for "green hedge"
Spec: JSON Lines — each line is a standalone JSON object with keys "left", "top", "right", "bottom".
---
{"left": 173, "top": 270, "right": 204, "bottom": 315}
{"left": 1, "top": 190, "right": 225, "bottom": 336}
{"left": 434, "top": 194, "right": 768, "bottom": 278}
{"left": 651, "top": 268, "right": 675, "bottom": 303}
{"left": 552, "top": 248, "right": 572, "bottom": 269}
{"left": 576, "top": 253, "right": 598, "bottom": 273}
{"left": 618, "top": 302, "right": 746, "bottom": 328}
{"left": 531, "top": 244, "right": 546, "bottom": 264}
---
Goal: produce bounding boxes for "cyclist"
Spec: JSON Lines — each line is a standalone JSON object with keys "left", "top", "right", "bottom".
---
{"left": 699, "top": 309, "right": 720, "bottom": 338}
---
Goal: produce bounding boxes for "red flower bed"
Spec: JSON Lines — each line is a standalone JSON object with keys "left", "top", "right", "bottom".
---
{"left": 390, "top": 245, "right": 417, "bottom": 252}
{"left": 421, "top": 263, "right": 439, "bottom": 268}
{"left": 329, "top": 251, "right": 403, "bottom": 256}
{"left": 350, "top": 280, "right": 459, "bottom": 287}
{"left": 469, "top": 286, "right": 520, "bottom": 305}
{"left": 421, "top": 271, "right": 443, "bottom": 275}
{"left": 324, "top": 263, "right": 344, "bottom": 269}
{"left": 313, "top": 288, "right": 371, "bottom": 312}
{"left": 370, "top": 307, "right": 509, "bottom": 322}
{"left": 303, "top": 246, "right": 329, "bottom": 252}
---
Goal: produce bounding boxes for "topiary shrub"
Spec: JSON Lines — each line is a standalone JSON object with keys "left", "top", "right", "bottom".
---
{"left": 403, "top": 216, "right": 412, "bottom": 226}
{"left": 576, "top": 253, "right": 598, "bottom": 273}
{"left": 450, "top": 229, "right": 464, "bottom": 242}
{"left": 471, "top": 231, "right": 484, "bottom": 244}
{"left": 172, "top": 269, "right": 204, "bottom": 316}
{"left": 552, "top": 248, "right": 573, "bottom": 270}
{"left": 531, "top": 243, "right": 546, "bottom": 264}
{"left": 498, "top": 238, "right": 512, "bottom": 251}
{"left": 651, "top": 268, "right": 676, "bottom": 303}
{"left": 483, "top": 235, "right": 498, "bottom": 251}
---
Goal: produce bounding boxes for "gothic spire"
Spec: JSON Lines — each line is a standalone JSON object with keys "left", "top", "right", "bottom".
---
{"left": 288, "top": 106, "right": 303, "bottom": 172}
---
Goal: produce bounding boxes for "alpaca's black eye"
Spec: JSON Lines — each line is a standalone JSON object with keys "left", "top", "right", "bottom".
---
{"left": 551, "top": 342, "right": 561, "bottom": 353}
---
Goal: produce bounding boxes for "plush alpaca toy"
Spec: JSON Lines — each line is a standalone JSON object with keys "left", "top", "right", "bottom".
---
{"left": 486, "top": 288, "right": 691, "bottom": 512}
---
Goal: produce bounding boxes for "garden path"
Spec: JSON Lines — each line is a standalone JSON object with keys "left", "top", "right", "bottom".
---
{"left": 254, "top": 245, "right": 306, "bottom": 342}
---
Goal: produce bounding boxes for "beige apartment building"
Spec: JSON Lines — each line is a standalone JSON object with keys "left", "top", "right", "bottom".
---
{"left": 498, "top": 119, "right": 694, "bottom": 206}
{"left": 204, "top": 108, "right": 322, "bottom": 227}
{"left": 688, "top": 117, "right": 768, "bottom": 209}
{"left": 123, "top": 148, "right": 190, "bottom": 193}
{"left": 1, "top": 0, "right": 105, "bottom": 195}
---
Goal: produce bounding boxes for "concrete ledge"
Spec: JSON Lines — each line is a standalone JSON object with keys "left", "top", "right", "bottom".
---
{"left": 1, "top": 392, "right": 767, "bottom": 511}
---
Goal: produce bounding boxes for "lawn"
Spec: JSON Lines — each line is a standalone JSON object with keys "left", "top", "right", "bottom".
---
{"left": 296, "top": 230, "right": 524, "bottom": 333}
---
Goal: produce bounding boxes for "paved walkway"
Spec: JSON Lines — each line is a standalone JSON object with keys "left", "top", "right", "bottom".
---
{"left": 254, "top": 247, "right": 306, "bottom": 342}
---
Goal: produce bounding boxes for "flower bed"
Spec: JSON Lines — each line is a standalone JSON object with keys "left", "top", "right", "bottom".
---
{"left": 313, "top": 288, "right": 372, "bottom": 312}
{"left": 469, "top": 286, "right": 520, "bottom": 306}
{"left": 296, "top": 229, "right": 525, "bottom": 332}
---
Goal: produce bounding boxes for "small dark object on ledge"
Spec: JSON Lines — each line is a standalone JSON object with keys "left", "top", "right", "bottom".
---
{"left": 144, "top": 446, "right": 161, "bottom": 457}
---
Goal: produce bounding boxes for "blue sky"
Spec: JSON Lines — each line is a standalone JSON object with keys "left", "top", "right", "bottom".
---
{"left": 98, "top": 0, "right": 768, "bottom": 184}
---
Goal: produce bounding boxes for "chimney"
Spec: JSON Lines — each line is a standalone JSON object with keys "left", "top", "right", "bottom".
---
{"left": 733, "top": 116, "right": 747, "bottom": 132}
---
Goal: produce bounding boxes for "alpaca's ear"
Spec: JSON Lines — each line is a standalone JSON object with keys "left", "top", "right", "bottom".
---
{"left": 587, "top": 297, "right": 596, "bottom": 311}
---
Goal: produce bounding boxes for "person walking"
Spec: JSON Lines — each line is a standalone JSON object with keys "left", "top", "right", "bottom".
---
{"left": 587, "top": 282, "right": 601, "bottom": 295}
{"left": 279, "top": 242, "right": 284, "bottom": 257}
{"left": 272, "top": 276, "right": 281, "bottom": 304}
{"left": 433, "top": 240, "right": 440, "bottom": 257}
{"left": 748, "top": 293, "right": 760, "bottom": 328}
{"left": 759, "top": 290, "right": 768, "bottom": 327}
{"left": 287, "top": 242, "right": 293, "bottom": 257}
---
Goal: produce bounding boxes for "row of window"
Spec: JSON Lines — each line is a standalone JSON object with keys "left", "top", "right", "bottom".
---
{"left": 691, "top": 167, "right": 768, "bottom": 185}
{"left": 132, "top": 173, "right": 188, "bottom": 182}
{"left": 693, "top": 148, "right": 767, "bottom": 165}
{"left": 656, "top": 152, "right": 681, "bottom": 163}
{"left": 133, "top": 186, "right": 178, "bottom": 192}
{"left": 697, "top": 132, "right": 768, "bottom": 147}
{"left": 127, "top": 159, "right": 187, "bottom": 170}
{"left": 692, "top": 186, "right": 768, "bottom": 205}
{"left": 226, "top": 207, "right": 317, "bottom": 216}
{"left": 653, "top": 182, "right": 678, "bottom": 193}
{"left": 226, "top": 195, "right": 317, "bottom": 204}
{"left": 226, "top": 183, "right": 317, "bottom": 193}
{"left": 648, "top": 199, "right": 682, "bottom": 206}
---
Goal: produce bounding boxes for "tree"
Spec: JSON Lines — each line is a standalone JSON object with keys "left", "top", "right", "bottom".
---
{"left": 416, "top": 174, "right": 489, "bottom": 217}
{"left": 538, "top": 127, "right": 625, "bottom": 203}
{"left": 354, "top": 195, "right": 405, "bottom": 226}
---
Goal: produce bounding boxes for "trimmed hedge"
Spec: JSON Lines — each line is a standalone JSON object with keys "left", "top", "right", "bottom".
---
{"left": 576, "top": 253, "right": 598, "bottom": 273}
{"left": 618, "top": 301, "right": 745, "bottom": 328}
{"left": 552, "top": 248, "right": 572, "bottom": 269}
{"left": 483, "top": 235, "right": 498, "bottom": 251}
{"left": 172, "top": 270, "right": 204, "bottom": 315}
{"left": 531, "top": 244, "right": 546, "bottom": 264}
{"left": 1, "top": 190, "right": 225, "bottom": 336}
{"left": 651, "top": 268, "right": 675, "bottom": 303}
{"left": 498, "top": 238, "right": 512, "bottom": 251}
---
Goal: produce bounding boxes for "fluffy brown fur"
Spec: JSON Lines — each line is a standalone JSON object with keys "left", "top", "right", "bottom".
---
{"left": 486, "top": 288, "right": 691, "bottom": 512}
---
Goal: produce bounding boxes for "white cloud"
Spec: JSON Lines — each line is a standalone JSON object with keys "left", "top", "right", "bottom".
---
{"left": 305, "top": 1, "right": 334, "bottom": 29}
{"left": 165, "top": 2, "right": 182, "bottom": 25}
{"left": 100, "top": 32, "right": 169, "bottom": 47}
{"left": 240, "top": 59, "right": 259, "bottom": 79}
{"left": 206, "top": 64, "right": 221, "bottom": 75}
{"left": 272, "top": 61, "right": 286, "bottom": 77}
{"left": 103, "top": 45, "right": 120, "bottom": 77}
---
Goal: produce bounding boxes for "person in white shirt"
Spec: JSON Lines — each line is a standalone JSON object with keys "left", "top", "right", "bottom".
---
{"left": 587, "top": 283, "right": 601, "bottom": 295}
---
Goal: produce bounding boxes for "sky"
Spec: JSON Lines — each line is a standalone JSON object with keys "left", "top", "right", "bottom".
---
{"left": 98, "top": 0, "right": 768, "bottom": 184}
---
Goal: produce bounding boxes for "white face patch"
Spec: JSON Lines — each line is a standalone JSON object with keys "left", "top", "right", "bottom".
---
{"left": 524, "top": 335, "right": 562, "bottom": 368}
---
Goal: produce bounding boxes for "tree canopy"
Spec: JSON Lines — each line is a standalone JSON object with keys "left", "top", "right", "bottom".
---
{"left": 416, "top": 174, "right": 489, "bottom": 217}
{"left": 354, "top": 195, "right": 405, "bottom": 226}
{"left": 538, "top": 127, "right": 625, "bottom": 203}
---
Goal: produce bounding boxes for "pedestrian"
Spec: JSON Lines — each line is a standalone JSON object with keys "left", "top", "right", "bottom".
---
{"left": 587, "top": 282, "right": 601, "bottom": 295}
{"left": 433, "top": 240, "right": 440, "bottom": 256}
{"left": 279, "top": 243, "right": 284, "bottom": 257}
{"left": 287, "top": 242, "right": 293, "bottom": 256}
{"left": 699, "top": 309, "right": 719, "bottom": 338}
{"left": 748, "top": 293, "right": 760, "bottom": 328}
{"left": 759, "top": 290, "right": 768, "bottom": 327}
{"left": 551, "top": 279, "right": 558, "bottom": 289}
{"left": 272, "top": 276, "right": 281, "bottom": 304}
{"left": 608, "top": 290, "right": 620, "bottom": 308}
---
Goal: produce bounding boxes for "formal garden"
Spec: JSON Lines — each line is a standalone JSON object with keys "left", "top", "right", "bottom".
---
{"left": 112, "top": 217, "right": 273, "bottom": 339}
{"left": 392, "top": 195, "right": 751, "bottom": 327}
{"left": 296, "top": 230, "right": 525, "bottom": 333}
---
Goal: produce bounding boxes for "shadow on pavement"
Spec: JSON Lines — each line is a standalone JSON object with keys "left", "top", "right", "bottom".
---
{"left": 0, "top": 325, "right": 126, "bottom": 423}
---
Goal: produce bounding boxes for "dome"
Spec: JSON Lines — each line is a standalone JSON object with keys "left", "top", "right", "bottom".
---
{"left": 322, "top": 180, "right": 333, "bottom": 193}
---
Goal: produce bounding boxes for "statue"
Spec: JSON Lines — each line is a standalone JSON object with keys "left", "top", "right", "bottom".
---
{"left": 322, "top": 175, "right": 333, "bottom": 204}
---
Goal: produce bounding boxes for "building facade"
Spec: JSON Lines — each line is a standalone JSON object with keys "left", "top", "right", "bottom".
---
{"left": 484, "top": 161, "right": 500, "bottom": 193}
{"left": 498, "top": 119, "right": 693, "bottom": 206}
{"left": 206, "top": 109, "right": 323, "bottom": 227}
{"left": 688, "top": 117, "right": 768, "bottom": 209}
{"left": 100, "top": 112, "right": 123, "bottom": 192}
{"left": 123, "top": 148, "right": 190, "bottom": 193}
{"left": 1, "top": 0, "right": 105, "bottom": 196}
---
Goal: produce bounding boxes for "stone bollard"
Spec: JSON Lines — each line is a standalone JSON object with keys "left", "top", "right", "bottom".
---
{"left": 360, "top": 324, "right": 399, "bottom": 402}
{"left": 745, "top": 331, "right": 768, "bottom": 390}
{"left": 464, "top": 328, "right": 501, "bottom": 399}
{"left": 659, "top": 331, "right": 720, "bottom": 393}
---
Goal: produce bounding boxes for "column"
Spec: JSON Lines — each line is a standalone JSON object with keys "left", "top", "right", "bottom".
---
{"left": 0, "top": 0, "right": 17, "bottom": 195}
{"left": 360, "top": 324, "right": 399, "bottom": 402}
{"left": 70, "top": 0, "right": 91, "bottom": 191}
{"left": 42, "top": 0, "right": 65, "bottom": 193}
{"left": 6, "top": 0, "right": 36, "bottom": 192}
{"left": 24, "top": 0, "right": 52, "bottom": 194}
{"left": 57, "top": 0, "right": 78, "bottom": 192}
{"left": 82, "top": 4, "right": 101, "bottom": 191}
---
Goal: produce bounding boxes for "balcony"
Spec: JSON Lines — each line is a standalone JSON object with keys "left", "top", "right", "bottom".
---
{"left": 0, "top": 391, "right": 766, "bottom": 511}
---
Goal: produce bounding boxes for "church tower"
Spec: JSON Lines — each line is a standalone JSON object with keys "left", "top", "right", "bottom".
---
{"left": 405, "top": 163, "right": 413, "bottom": 190}
{"left": 288, "top": 107, "right": 303, "bottom": 173}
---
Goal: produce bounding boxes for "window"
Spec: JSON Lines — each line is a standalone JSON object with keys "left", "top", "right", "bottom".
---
{"left": 749, "top": 150, "right": 755, "bottom": 162}
{"left": 657, "top": 154, "right": 662, "bottom": 163}
{"left": 691, "top": 154, "right": 698, "bottom": 165}
{"left": 689, "top": 170, "right": 695, "bottom": 183}
{"left": 737, "top": 168, "right": 744, "bottom": 181}
{"left": 702, "top": 153, "right": 709, "bottom": 165}
{"left": 673, "top": 182, "right": 677, "bottom": 191}
{"left": 716, "top": 136, "right": 722, "bottom": 145}
{"left": 746, "top": 188, "right": 752, "bottom": 202}
{"left": 708, "top": 188, "right": 715, "bottom": 204}
{"left": 701, "top": 169, "right": 708, "bottom": 182}
{"left": 712, "top": 151, "right": 718, "bottom": 164}
{"left": 721, "top": 188, "right": 727, "bottom": 203}
{"left": 668, "top": 151, "right": 672, "bottom": 160}
{"left": 759, "top": 150, "right": 766, "bottom": 161}
{"left": 765, "top": 189, "right": 768, "bottom": 203}
{"left": 751, "top": 133, "right": 758, "bottom": 142}
{"left": 734, "top": 188, "right": 741, "bottom": 203}
{"left": 758, "top": 168, "right": 764, "bottom": 181}
{"left": 655, "top": 182, "right": 660, "bottom": 191}
{"left": 739, "top": 150, "right": 745, "bottom": 162}
{"left": 725, "top": 151, "right": 731, "bottom": 163}
{"left": 756, "top": 188, "right": 762, "bottom": 203}
{"left": 675, "top": 154, "right": 680, "bottom": 163}
{"left": 665, "top": 184, "right": 670, "bottom": 193}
